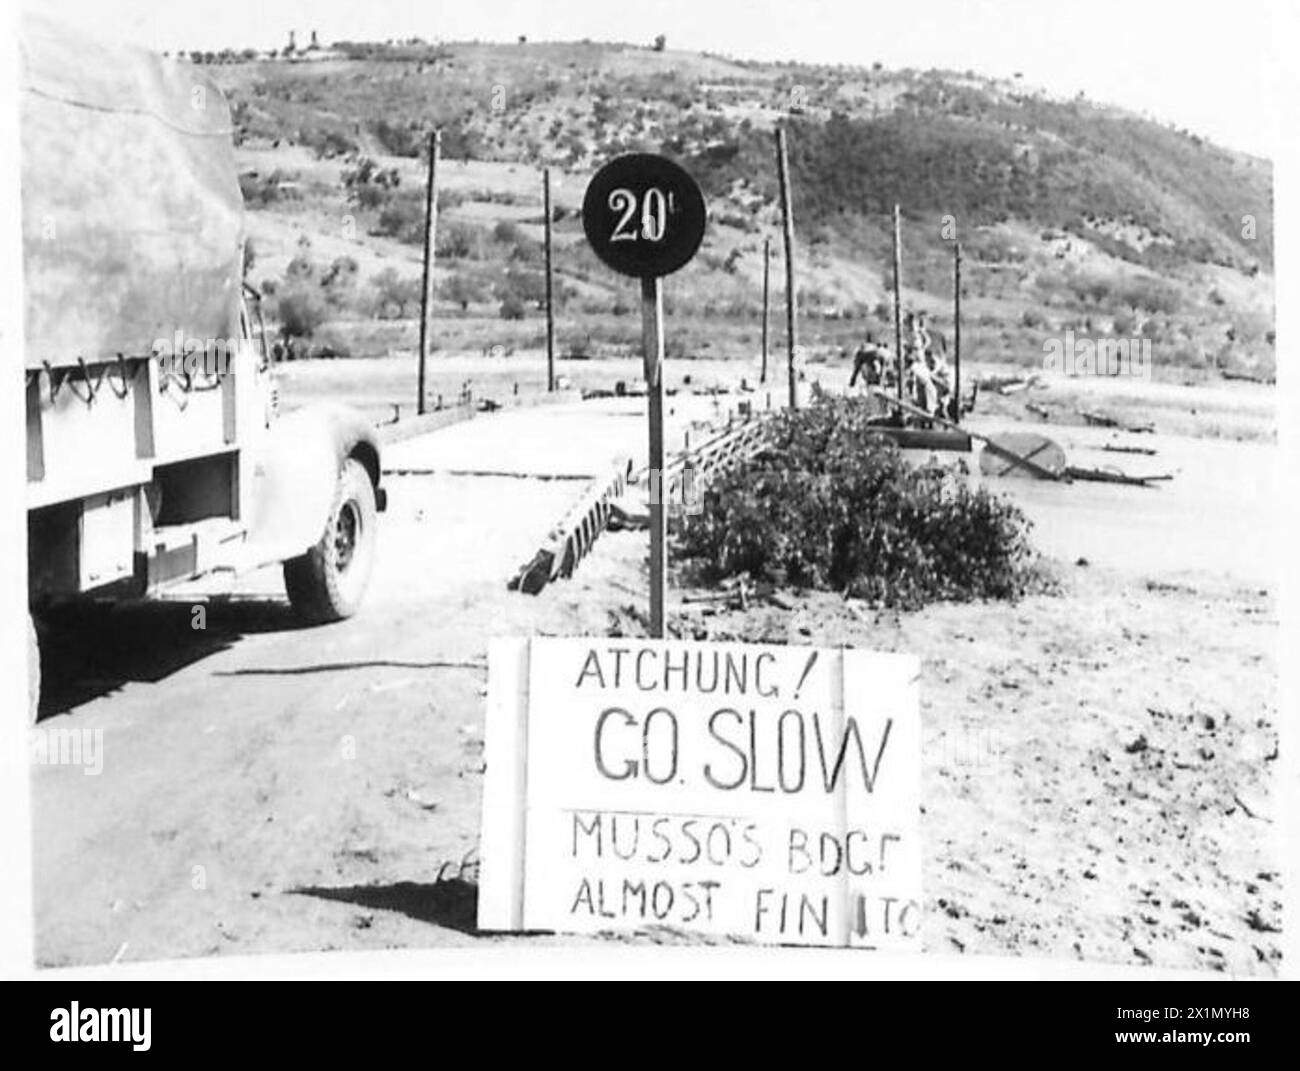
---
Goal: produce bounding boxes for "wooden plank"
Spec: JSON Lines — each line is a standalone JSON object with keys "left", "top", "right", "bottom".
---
{"left": 509, "top": 457, "right": 631, "bottom": 594}
{"left": 868, "top": 426, "right": 972, "bottom": 452}
{"left": 1065, "top": 466, "right": 1171, "bottom": 486}
{"left": 477, "top": 636, "right": 531, "bottom": 931}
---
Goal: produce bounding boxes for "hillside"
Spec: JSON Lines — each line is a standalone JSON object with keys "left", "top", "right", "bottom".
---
{"left": 199, "top": 38, "right": 1275, "bottom": 379}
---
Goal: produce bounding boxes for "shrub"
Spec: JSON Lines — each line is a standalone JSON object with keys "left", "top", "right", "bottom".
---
{"left": 677, "top": 397, "right": 1045, "bottom": 608}
{"left": 304, "top": 127, "right": 358, "bottom": 159}
{"left": 446, "top": 270, "right": 490, "bottom": 310}
{"left": 320, "top": 257, "right": 362, "bottom": 312}
{"left": 493, "top": 220, "right": 524, "bottom": 245}
{"left": 369, "top": 268, "right": 422, "bottom": 319}
{"left": 306, "top": 324, "right": 353, "bottom": 358}
{"left": 500, "top": 267, "right": 546, "bottom": 306}
{"left": 352, "top": 183, "right": 391, "bottom": 211}
{"left": 371, "top": 118, "right": 424, "bottom": 157}
{"left": 437, "top": 221, "right": 485, "bottom": 259}
{"left": 277, "top": 285, "right": 329, "bottom": 338}
{"left": 375, "top": 194, "right": 425, "bottom": 244}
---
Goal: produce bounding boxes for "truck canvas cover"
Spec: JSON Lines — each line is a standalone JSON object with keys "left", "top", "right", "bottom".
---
{"left": 20, "top": 14, "right": 244, "bottom": 369}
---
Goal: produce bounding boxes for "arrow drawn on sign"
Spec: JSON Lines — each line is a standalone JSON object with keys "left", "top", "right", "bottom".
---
{"left": 793, "top": 650, "right": 818, "bottom": 700}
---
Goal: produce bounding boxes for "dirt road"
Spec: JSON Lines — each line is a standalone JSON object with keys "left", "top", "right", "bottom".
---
{"left": 30, "top": 377, "right": 1280, "bottom": 973}
{"left": 30, "top": 393, "right": 723, "bottom": 965}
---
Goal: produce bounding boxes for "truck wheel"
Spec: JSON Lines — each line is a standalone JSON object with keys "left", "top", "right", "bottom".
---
{"left": 28, "top": 613, "right": 41, "bottom": 723}
{"left": 283, "top": 458, "right": 377, "bottom": 624}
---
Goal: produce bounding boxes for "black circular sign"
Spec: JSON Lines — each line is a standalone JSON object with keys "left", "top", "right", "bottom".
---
{"left": 582, "top": 154, "right": 707, "bottom": 279}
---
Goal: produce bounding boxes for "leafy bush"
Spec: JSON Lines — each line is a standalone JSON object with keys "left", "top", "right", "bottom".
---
{"left": 371, "top": 118, "right": 424, "bottom": 157}
{"left": 276, "top": 285, "right": 328, "bottom": 338}
{"left": 306, "top": 324, "right": 353, "bottom": 358}
{"left": 500, "top": 267, "right": 546, "bottom": 306}
{"left": 437, "top": 221, "right": 486, "bottom": 259}
{"left": 321, "top": 256, "right": 361, "bottom": 310}
{"left": 677, "top": 397, "right": 1044, "bottom": 608}
{"left": 446, "top": 270, "right": 491, "bottom": 310}
{"left": 302, "top": 127, "right": 358, "bottom": 159}
{"left": 375, "top": 193, "right": 425, "bottom": 244}
{"left": 492, "top": 220, "right": 524, "bottom": 245}
{"left": 369, "top": 268, "right": 422, "bottom": 319}
{"left": 239, "top": 169, "right": 297, "bottom": 207}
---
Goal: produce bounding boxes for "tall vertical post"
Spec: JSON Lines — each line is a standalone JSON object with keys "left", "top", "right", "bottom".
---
{"left": 775, "top": 127, "right": 798, "bottom": 409}
{"left": 760, "top": 235, "right": 770, "bottom": 385}
{"left": 417, "top": 129, "right": 442, "bottom": 415}
{"left": 953, "top": 241, "right": 962, "bottom": 423}
{"left": 892, "top": 203, "right": 903, "bottom": 405}
{"left": 641, "top": 276, "right": 666, "bottom": 639}
{"left": 542, "top": 168, "right": 556, "bottom": 392}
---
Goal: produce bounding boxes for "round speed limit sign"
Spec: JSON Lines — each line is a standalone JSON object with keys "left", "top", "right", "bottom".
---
{"left": 582, "top": 154, "right": 707, "bottom": 279}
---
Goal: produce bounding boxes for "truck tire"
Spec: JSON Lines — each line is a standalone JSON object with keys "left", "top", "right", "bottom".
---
{"left": 28, "top": 613, "right": 41, "bottom": 723}
{"left": 283, "top": 458, "right": 377, "bottom": 624}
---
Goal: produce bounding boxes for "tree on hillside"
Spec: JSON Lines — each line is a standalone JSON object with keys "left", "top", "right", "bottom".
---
{"left": 447, "top": 271, "right": 490, "bottom": 310}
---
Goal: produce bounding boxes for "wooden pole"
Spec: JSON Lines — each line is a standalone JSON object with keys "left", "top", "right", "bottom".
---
{"left": 775, "top": 127, "right": 798, "bottom": 409}
{"left": 641, "top": 275, "right": 667, "bottom": 639}
{"left": 542, "top": 168, "right": 556, "bottom": 392}
{"left": 417, "top": 129, "right": 442, "bottom": 416}
{"left": 953, "top": 241, "right": 962, "bottom": 422}
{"left": 892, "top": 203, "right": 903, "bottom": 405}
{"left": 760, "top": 235, "right": 770, "bottom": 385}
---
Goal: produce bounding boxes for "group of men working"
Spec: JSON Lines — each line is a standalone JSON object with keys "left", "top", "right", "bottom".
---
{"left": 847, "top": 311, "right": 955, "bottom": 418}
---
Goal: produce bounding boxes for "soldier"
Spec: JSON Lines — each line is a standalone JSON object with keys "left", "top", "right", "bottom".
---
{"left": 896, "top": 311, "right": 928, "bottom": 412}
{"left": 913, "top": 311, "right": 932, "bottom": 366}
{"left": 849, "top": 333, "right": 888, "bottom": 389}
{"left": 916, "top": 314, "right": 951, "bottom": 416}
{"left": 927, "top": 342, "right": 953, "bottom": 417}
{"left": 909, "top": 343, "right": 937, "bottom": 413}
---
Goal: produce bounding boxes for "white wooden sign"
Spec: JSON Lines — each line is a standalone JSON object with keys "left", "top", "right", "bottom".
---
{"left": 478, "top": 637, "right": 922, "bottom": 948}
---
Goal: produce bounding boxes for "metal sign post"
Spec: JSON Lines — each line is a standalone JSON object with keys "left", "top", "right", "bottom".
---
{"left": 582, "top": 154, "right": 706, "bottom": 639}
{"left": 641, "top": 276, "right": 666, "bottom": 636}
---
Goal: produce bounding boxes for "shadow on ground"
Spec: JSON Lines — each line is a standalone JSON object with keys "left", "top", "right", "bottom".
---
{"left": 291, "top": 879, "right": 480, "bottom": 934}
{"left": 34, "top": 598, "right": 300, "bottom": 719}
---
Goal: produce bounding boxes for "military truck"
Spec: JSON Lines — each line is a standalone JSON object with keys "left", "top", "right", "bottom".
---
{"left": 22, "top": 16, "right": 386, "bottom": 715}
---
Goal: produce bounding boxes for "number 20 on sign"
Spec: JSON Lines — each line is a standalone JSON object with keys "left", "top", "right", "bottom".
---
{"left": 582, "top": 154, "right": 706, "bottom": 279}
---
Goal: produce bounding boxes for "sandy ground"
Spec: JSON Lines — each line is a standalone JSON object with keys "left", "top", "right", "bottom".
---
{"left": 669, "top": 558, "right": 1280, "bottom": 975}
{"left": 29, "top": 362, "right": 1281, "bottom": 974}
